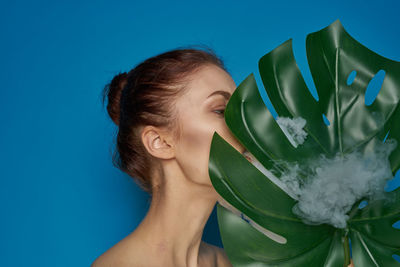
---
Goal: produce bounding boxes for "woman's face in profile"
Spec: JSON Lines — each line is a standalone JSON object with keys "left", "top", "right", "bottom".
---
{"left": 173, "top": 64, "right": 246, "bottom": 192}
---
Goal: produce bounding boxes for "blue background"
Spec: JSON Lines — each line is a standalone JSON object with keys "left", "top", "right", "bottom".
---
{"left": 1, "top": 0, "right": 400, "bottom": 266}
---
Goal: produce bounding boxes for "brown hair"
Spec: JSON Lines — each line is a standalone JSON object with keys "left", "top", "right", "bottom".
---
{"left": 102, "top": 45, "right": 228, "bottom": 195}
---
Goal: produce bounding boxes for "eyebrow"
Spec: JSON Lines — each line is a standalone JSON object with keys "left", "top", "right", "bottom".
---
{"left": 207, "top": 90, "right": 232, "bottom": 99}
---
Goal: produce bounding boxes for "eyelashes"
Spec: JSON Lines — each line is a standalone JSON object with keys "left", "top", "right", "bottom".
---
{"left": 213, "top": 108, "right": 225, "bottom": 116}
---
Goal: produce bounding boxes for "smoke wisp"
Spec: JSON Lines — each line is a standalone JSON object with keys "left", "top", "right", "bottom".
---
{"left": 244, "top": 116, "right": 398, "bottom": 229}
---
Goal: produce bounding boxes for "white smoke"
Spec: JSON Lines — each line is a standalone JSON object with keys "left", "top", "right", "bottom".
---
{"left": 276, "top": 116, "right": 308, "bottom": 148}
{"left": 243, "top": 116, "right": 398, "bottom": 229}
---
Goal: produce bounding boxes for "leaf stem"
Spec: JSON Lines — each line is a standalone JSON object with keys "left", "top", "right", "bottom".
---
{"left": 343, "top": 228, "right": 351, "bottom": 267}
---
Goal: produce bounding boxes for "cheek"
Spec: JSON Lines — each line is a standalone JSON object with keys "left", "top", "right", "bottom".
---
{"left": 176, "top": 116, "right": 216, "bottom": 184}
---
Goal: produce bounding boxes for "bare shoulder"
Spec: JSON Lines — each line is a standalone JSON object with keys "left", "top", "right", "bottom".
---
{"left": 201, "top": 242, "right": 233, "bottom": 267}
{"left": 91, "top": 233, "right": 143, "bottom": 267}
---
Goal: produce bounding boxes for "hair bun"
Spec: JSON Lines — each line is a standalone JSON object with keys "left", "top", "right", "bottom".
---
{"left": 103, "top": 72, "right": 128, "bottom": 126}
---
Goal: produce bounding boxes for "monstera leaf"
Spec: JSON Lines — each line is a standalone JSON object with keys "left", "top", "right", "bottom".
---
{"left": 208, "top": 19, "right": 400, "bottom": 266}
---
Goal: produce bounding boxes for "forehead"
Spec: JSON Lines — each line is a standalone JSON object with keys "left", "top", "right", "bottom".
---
{"left": 181, "top": 64, "right": 236, "bottom": 100}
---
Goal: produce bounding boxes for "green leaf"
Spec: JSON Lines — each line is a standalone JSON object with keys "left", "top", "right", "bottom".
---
{"left": 209, "top": 19, "right": 400, "bottom": 266}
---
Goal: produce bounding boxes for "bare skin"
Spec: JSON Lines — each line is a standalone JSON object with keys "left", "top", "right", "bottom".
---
{"left": 92, "top": 64, "right": 356, "bottom": 267}
{"left": 92, "top": 64, "right": 243, "bottom": 267}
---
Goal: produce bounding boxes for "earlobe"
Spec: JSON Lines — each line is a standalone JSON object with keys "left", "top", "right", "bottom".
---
{"left": 141, "top": 125, "right": 175, "bottom": 160}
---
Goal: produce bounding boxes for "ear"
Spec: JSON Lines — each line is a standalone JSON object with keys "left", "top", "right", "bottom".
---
{"left": 141, "top": 125, "right": 175, "bottom": 160}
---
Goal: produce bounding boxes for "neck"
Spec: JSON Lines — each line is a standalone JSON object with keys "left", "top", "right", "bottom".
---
{"left": 134, "top": 161, "right": 218, "bottom": 267}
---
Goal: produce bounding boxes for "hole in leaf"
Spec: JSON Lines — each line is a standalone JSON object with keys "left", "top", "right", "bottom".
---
{"left": 322, "top": 113, "right": 330, "bottom": 126}
{"left": 291, "top": 37, "right": 319, "bottom": 101}
{"left": 240, "top": 213, "right": 250, "bottom": 223}
{"left": 255, "top": 71, "right": 279, "bottom": 119}
{"left": 383, "top": 130, "right": 390, "bottom": 143}
{"left": 392, "top": 220, "right": 400, "bottom": 229}
{"left": 241, "top": 212, "right": 287, "bottom": 244}
{"left": 358, "top": 200, "right": 368, "bottom": 209}
{"left": 365, "top": 69, "right": 386, "bottom": 106}
{"left": 220, "top": 201, "right": 287, "bottom": 244}
{"left": 347, "top": 70, "right": 357, "bottom": 85}
{"left": 393, "top": 254, "right": 400, "bottom": 263}
{"left": 385, "top": 169, "right": 400, "bottom": 192}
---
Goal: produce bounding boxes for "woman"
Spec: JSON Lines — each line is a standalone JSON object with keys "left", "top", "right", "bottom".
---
{"left": 93, "top": 46, "right": 244, "bottom": 267}
{"left": 92, "top": 46, "right": 355, "bottom": 267}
